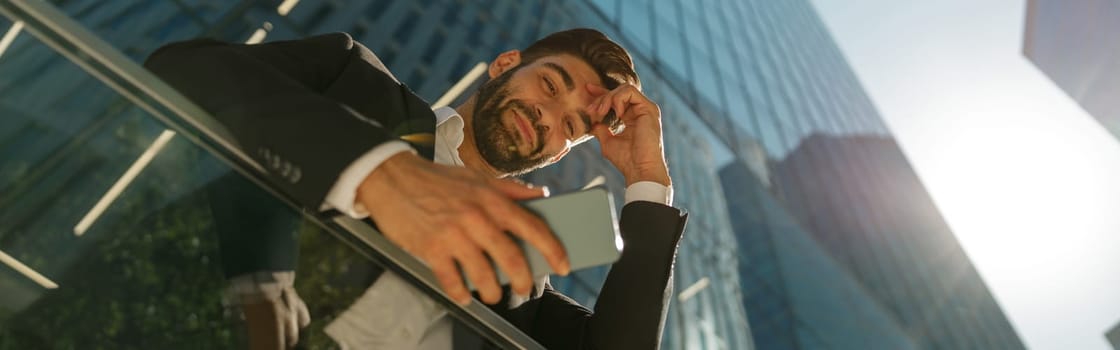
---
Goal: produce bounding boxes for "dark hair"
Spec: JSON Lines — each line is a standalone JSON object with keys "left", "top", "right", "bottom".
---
{"left": 520, "top": 28, "right": 640, "bottom": 90}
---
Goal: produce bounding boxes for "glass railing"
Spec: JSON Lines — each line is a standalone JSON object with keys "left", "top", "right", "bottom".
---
{"left": 0, "top": 0, "right": 542, "bottom": 348}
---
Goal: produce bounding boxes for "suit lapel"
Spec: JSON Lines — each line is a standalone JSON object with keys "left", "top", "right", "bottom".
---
{"left": 394, "top": 83, "right": 436, "bottom": 160}
{"left": 320, "top": 43, "right": 437, "bottom": 161}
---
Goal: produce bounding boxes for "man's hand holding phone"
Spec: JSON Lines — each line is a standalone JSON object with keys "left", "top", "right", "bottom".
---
{"left": 357, "top": 153, "right": 571, "bottom": 305}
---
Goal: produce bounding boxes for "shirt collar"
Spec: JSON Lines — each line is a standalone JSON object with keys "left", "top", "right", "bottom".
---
{"left": 432, "top": 106, "right": 465, "bottom": 166}
{"left": 433, "top": 106, "right": 460, "bottom": 126}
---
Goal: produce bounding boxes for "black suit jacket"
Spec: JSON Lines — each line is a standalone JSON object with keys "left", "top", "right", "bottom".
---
{"left": 145, "top": 33, "right": 686, "bottom": 349}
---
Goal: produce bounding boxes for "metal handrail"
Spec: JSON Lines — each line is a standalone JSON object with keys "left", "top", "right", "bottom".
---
{"left": 0, "top": 0, "right": 543, "bottom": 348}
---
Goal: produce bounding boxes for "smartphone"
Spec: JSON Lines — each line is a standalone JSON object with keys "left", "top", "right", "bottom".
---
{"left": 473, "top": 186, "right": 623, "bottom": 288}
{"left": 520, "top": 186, "right": 623, "bottom": 276}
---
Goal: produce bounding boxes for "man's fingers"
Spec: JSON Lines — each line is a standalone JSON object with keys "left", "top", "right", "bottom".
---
{"left": 593, "top": 87, "right": 642, "bottom": 122}
{"left": 459, "top": 211, "right": 535, "bottom": 297}
{"left": 596, "top": 93, "right": 617, "bottom": 116}
{"left": 614, "top": 95, "right": 631, "bottom": 123}
{"left": 451, "top": 236, "right": 503, "bottom": 304}
{"left": 610, "top": 87, "right": 654, "bottom": 123}
{"left": 588, "top": 88, "right": 615, "bottom": 117}
{"left": 490, "top": 200, "right": 571, "bottom": 276}
{"left": 590, "top": 123, "right": 612, "bottom": 140}
{"left": 430, "top": 257, "right": 472, "bottom": 305}
{"left": 509, "top": 210, "right": 564, "bottom": 270}
{"left": 585, "top": 83, "right": 609, "bottom": 96}
{"left": 282, "top": 300, "right": 298, "bottom": 347}
{"left": 477, "top": 180, "right": 569, "bottom": 276}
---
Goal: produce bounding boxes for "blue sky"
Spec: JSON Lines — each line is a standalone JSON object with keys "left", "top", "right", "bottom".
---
{"left": 810, "top": 1, "right": 1120, "bottom": 349}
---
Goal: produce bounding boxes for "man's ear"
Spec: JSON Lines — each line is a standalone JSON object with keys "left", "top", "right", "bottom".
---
{"left": 489, "top": 50, "right": 522, "bottom": 78}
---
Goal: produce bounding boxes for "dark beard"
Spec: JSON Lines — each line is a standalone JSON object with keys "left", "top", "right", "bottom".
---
{"left": 472, "top": 66, "right": 552, "bottom": 174}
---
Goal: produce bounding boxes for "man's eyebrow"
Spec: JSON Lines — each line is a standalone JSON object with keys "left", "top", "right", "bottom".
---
{"left": 543, "top": 62, "right": 574, "bottom": 92}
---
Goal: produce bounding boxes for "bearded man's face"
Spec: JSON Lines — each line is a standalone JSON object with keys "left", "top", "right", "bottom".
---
{"left": 471, "top": 65, "right": 552, "bottom": 174}
{"left": 470, "top": 54, "right": 608, "bottom": 175}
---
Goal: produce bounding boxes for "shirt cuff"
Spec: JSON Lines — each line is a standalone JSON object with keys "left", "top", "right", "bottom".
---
{"left": 223, "top": 271, "right": 295, "bottom": 306}
{"left": 624, "top": 181, "right": 674, "bottom": 206}
{"left": 322, "top": 141, "right": 416, "bottom": 218}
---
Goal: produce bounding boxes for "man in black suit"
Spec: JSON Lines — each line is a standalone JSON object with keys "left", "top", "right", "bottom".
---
{"left": 145, "top": 28, "right": 686, "bottom": 349}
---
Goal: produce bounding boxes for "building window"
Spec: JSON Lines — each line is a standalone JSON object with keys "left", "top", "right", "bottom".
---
{"left": 421, "top": 30, "right": 446, "bottom": 65}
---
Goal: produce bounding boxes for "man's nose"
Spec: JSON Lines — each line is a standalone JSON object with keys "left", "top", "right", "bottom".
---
{"left": 543, "top": 102, "right": 587, "bottom": 142}
{"left": 533, "top": 104, "right": 554, "bottom": 133}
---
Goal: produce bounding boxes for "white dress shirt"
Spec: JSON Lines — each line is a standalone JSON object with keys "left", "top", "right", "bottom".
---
{"left": 323, "top": 106, "right": 672, "bottom": 217}
{"left": 323, "top": 106, "right": 673, "bottom": 348}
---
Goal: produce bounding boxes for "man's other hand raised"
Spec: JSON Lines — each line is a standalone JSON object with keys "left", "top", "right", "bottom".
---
{"left": 586, "top": 83, "right": 672, "bottom": 188}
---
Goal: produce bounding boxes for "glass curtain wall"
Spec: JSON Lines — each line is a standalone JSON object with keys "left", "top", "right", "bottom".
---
{"left": 541, "top": 0, "right": 1025, "bottom": 349}
{"left": 0, "top": 0, "right": 543, "bottom": 348}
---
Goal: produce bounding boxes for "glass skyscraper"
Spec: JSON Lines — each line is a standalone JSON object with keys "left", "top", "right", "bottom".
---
{"left": 720, "top": 160, "right": 920, "bottom": 349}
{"left": 772, "top": 135, "right": 1026, "bottom": 349}
{"left": 527, "top": 0, "right": 1024, "bottom": 349}
{"left": 542, "top": 1, "right": 1025, "bottom": 349}
{"left": 1, "top": 0, "right": 1028, "bottom": 348}
{"left": 1023, "top": 0, "right": 1120, "bottom": 141}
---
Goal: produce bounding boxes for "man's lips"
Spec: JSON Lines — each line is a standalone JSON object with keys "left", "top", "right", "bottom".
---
{"left": 512, "top": 109, "right": 535, "bottom": 149}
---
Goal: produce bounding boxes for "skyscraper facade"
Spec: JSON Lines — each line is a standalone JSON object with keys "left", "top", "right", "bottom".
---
{"left": 524, "top": 1, "right": 1020, "bottom": 349}
{"left": 772, "top": 135, "right": 1026, "bottom": 349}
{"left": 1023, "top": 0, "right": 1120, "bottom": 141}
{"left": 567, "top": 0, "right": 1023, "bottom": 348}
{"left": 720, "top": 161, "right": 919, "bottom": 349}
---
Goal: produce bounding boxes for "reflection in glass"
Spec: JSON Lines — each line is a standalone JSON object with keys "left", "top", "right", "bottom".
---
{"left": 0, "top": 8, "right": 519, "bottom": 348}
